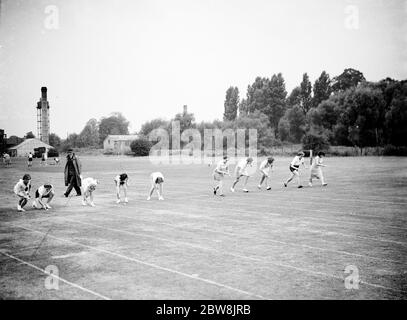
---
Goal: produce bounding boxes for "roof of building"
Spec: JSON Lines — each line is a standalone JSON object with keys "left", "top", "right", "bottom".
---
{"left": 8, "top": 138, "right": 52, "bottom": 150}
{"left": 104, "top": 135, "right": 139, "bottom": 142}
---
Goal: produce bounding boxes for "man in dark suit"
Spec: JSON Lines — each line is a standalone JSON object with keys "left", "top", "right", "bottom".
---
{"left": 64, "top": 149, "right": 82, "bottom": 197}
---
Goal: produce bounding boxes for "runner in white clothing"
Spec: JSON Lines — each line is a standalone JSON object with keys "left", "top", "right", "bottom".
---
{"left": 309, "top": 151, "right": 327, "bottom": 187}
{"left": 32, "top": 184, "right": 54, "bottom": 210}
{"left": 231, "top": 157, "right": 253, "bottom": 193}
{"left": 81, "top": 177, "right": 99, "bottom": 207}
{"left": 148, "top": 172, "right": 164, "bottom": 200}
{"left": 258, "top": 157, "right": 274, "bottom": 190}
{"left": 284, "top": 151, "right": 306, "bottom": 188}
{"left": 213, "top": 156, "right": 230, "bottom": 196}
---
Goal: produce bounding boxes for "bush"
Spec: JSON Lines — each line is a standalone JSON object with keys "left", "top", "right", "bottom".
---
{"left": 302, "top": 133, "right": 330, "bottom": 152}
{"left": 382, "top": 145, "right": 407, "bottom": 156}
{"left": 130, "top": 138, "right": 153, "bottom": 156}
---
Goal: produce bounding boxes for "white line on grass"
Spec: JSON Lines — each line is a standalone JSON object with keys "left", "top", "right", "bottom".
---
{"left": 0, "top": 251, "right": 111, "bottom": 300}
{"left": 135, "top": 197, "right": 407, "bottom": 232}
{"left": 30, "top": 218, "right": 406, "bottom": 295}
{"left": 60, "top": 213, "right": 405, "bottom": 264}
{"left": 12, "top": 224, "right": 267, "bottom": 300}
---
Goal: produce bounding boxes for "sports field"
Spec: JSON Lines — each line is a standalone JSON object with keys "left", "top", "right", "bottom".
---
{"left": 0, "top": 156, "right": 406, "bottom": 299}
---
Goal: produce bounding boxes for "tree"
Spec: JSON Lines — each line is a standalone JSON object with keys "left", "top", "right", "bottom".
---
{"left": 299, "top": 73, "right": 312, "bottom": 114}
{"left": 265, "top": 73, "right": 288, "bottom": 137}
{"left": 283, "top": 105, "right": 306, "bottom": 142}
{"left": 287, "top": 86, "right": 301, "bottom": 107}
{"left": 245, "top": 74, "right": 287, "bottom": 136}
{"left": 278, "top": 117, "right": 290, "bottom": 142}
{"left": 238, "top": 98, "right": 248, "bottom": 116}
{"left": 99, "top": 112, "right": 130, "bottom": 145}
{"left": 302, "top": 132, "right": 329, "bottom": 152}
{"left": 384, "top": 81, "right": 407, "bottom": 146}
{"left": 139, "top": 118, "right": 169, "bottom": 137}
{"left": 223, "top": 87, "right": 239, "bottom": 121}
{"left": 79, "top": 118, "right": 99, "bottom": 148}
{"left": 49, "top": 133, "right": 62, "bottom": 149}
{"left": 332, "top": 68, "right": 365, "bottom": 92}
{"left": 312, "top": 71, "right": 332, "bottom": 108}
{"left": 342, "top": 86, "right": 386, "bottom": 148}
{"left": 25, "top": 131, "right": 35, "bottom": 139}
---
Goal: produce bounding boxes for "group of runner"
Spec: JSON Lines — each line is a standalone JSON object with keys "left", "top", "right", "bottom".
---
{"left": 213, "top": 151, "right": 327, "bottom": 196}
{"left": 12, "top": 149, "right": 327, "bottom": 212}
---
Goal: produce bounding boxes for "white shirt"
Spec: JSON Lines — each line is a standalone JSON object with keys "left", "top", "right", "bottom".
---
{"left": 14, "top": 179, "right": 31, "bottom": 196}
{"left": 214, "top": 160, "right": 229, "bottom": 175}
{"left": 82, "top": 177, "right": 98, "bottom": 192}
{"left": 259, "top": 159, "right": 273, "bottom": 171}
{"left": 37, "top": 185, "right": 54, "bottom": 197}
{"left": 151, "top": 172, "right": 164, "bottom": 183}
{"left": 290, "top": 156, "right": 304, "bottom": 167}
{"left": 236, "top": 158, "right": 251, "bottom": 172}
{"left": 311, "top": 156, "right": 323, "bottom": 170}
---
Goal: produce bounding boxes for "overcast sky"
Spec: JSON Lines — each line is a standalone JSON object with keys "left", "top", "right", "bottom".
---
{"left": 0, "top": 0, "right": 406, "bottom": 138}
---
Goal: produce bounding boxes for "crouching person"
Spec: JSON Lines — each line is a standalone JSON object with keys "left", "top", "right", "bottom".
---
{"left": 81, "top": 177, "right": 99, "bottom": 207}
{"left": 32, "top": 184, "right": 54, "bottom": 211}
{"left": 147, "top": 172, "right": 164, "bottom": 200}
{"left": 14, "top": 174, "right": 31, "bottom": 212}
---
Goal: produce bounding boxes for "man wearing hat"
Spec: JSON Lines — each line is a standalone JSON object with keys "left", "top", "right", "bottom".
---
{"left": 64, "top": 149, "right": 82, "bottom": 197}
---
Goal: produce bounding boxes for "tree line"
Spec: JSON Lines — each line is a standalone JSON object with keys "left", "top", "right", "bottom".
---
{"left": 41, "top": 68, "right": 406, "bottom": 155}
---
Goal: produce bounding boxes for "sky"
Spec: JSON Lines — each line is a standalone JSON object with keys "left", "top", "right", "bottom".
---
{"left": 0, "top": 0, "right": 406, "bottom": 138}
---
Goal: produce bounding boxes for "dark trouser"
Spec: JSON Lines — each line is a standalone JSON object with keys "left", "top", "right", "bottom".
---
{"left": 65, "top": 174, "right": 81, "bottom": 196}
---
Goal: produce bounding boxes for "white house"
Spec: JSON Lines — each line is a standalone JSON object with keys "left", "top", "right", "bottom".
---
{"left": 8, "top": 138, "right": 52, "bottom": 157}
{"left": 103, "top": 135, "right": 138, "bottom": 154}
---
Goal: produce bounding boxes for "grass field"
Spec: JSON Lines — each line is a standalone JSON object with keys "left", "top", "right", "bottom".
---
{"left": 0, "top": 155, "right": 406, "bottom": 300}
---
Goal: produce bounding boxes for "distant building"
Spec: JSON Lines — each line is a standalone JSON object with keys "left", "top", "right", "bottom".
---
{"left": 8, "top": 138, "right": 52, "bottom": 157}
{"left": 103, "top": 135, "right": 138, "bottom": 154}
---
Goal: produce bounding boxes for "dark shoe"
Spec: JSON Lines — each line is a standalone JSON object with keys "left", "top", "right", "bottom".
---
{"left": 283, "top": 183, "right": 287, "bottom": 187}
{"left": 213, "top": 188, "right": 217, "bottom": 195}
{"left": 63, "top": 193, "right": 68, "bottom": 198}
{"left": 266, "top": 187, "right": 271, "bottom": 190}
{"left": 298, "top": 185, "right": 303, "bottom": 188}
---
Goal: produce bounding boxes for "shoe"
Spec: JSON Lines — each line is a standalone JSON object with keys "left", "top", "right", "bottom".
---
{"left": 266, "top": 186, "right": 271, "bottom": 190}
{"left": 213, "top": 188, "right": 217, "bottom": 195}
{"left": 147, "top": 196, "right": 151, "bottom": 201}
{"left": 298, "top": 185, "right": 303, "bottom": 188}
{"left": 322, "top": 183, "right": 328, "bottom": 187}
{"left": 308, "top": 182, "right": 313, "bottom": 187}
{"left": 230, "top": 187, "right": 235, "bottom": 193}
{"left": 63, "top": 193, "right": 68, "bottom": 198}
{"left": 124, "top": 197, "right": 128, "bottom": 203}
{"left": 82, "top": 200, "right": 87, "bottom": 206}
{"left": 283, "top": 183, "right": 287, "bottom": 187}
{"left": 18, "top": 206, "right": 25, "bottom": 212}
{"left": 90, "top": 202, "right": 96, "bottom": 207}
{"left": 243, "top": 189, "right": 249, "bottom": 193}
{"left": 45, "top": 204, "right": 52, "bottom": 209}
{"left": 32, "top": 202, "right": 36, "bottom": 208}
{"left": 159, "top": 196, "right": 164, "bottom": 201}
{"left": 116, "top": 199, "right": 121, "bottom": 204}
{"left": 257, "top": 185, "right": 261, "bottom": 189}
